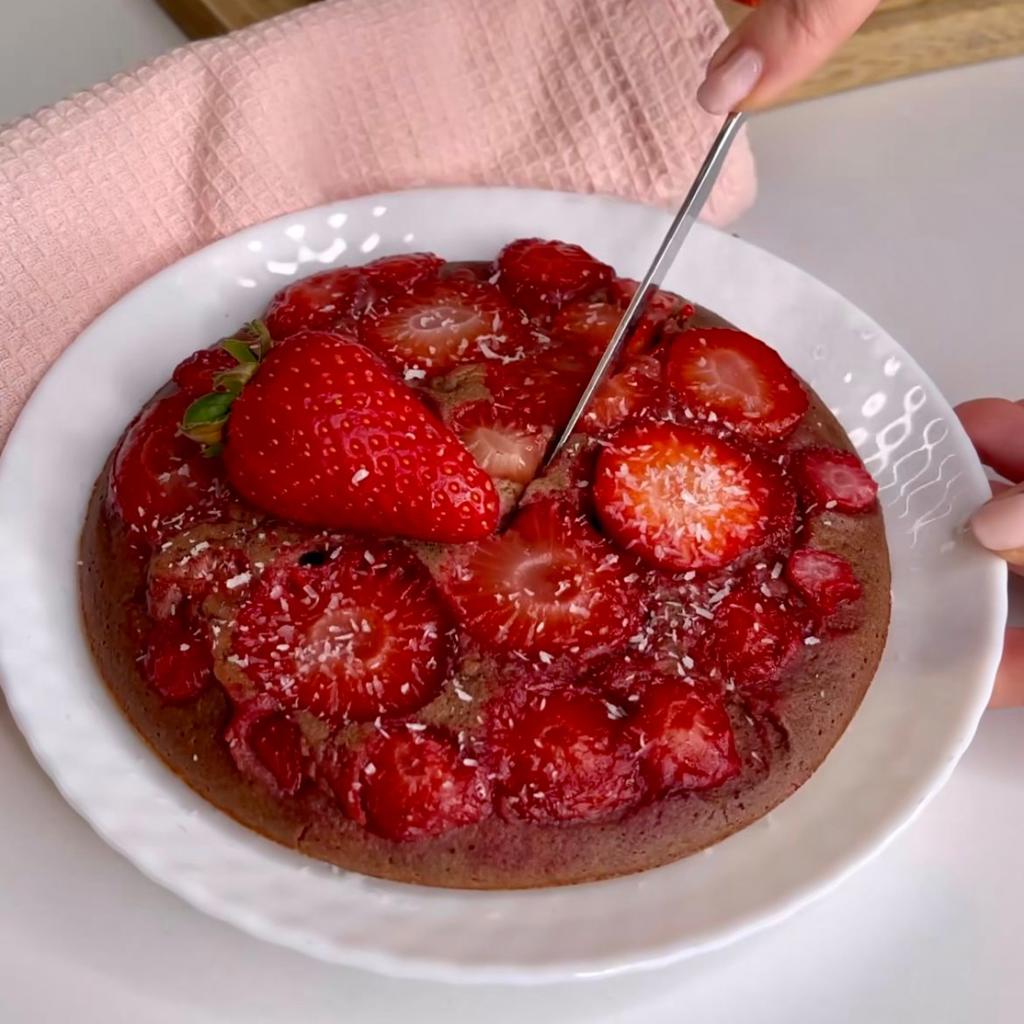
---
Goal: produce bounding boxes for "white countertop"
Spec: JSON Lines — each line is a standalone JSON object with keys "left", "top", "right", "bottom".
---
{"left": 2, "top": 4, "right": 1023, "bottom": 1021}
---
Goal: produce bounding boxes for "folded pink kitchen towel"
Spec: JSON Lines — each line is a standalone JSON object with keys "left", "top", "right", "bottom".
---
{"left": 0, "top": 0, "right": 755, "bottom": 449}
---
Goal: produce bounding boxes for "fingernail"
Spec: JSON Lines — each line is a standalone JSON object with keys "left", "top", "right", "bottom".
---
{"left": 697, "top": 46, "right": 763, "bottom": 115}
{"left": 971, "top": 489, "right": 1024, "bottom": 553}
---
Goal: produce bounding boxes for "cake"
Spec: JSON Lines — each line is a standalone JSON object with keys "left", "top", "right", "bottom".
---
{"left": 80, "top": 239, "right": 890, "bottom": 889}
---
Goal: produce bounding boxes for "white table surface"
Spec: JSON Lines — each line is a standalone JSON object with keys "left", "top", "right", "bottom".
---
{"left": 2, "top": 4, "right": 1023, "bottom": 1021}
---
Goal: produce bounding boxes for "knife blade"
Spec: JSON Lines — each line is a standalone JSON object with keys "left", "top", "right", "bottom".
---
{"left": 543, "top": 111, "right": 747, "bottom": 467}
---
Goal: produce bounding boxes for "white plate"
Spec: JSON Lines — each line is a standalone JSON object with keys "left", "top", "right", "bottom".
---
{"left": 0, "top": 188, "right": 1006, "bottom": 985}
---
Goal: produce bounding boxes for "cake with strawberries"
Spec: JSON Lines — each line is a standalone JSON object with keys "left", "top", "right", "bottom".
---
{"left": 80, "top": 239, "right": 890, "bottom": 888}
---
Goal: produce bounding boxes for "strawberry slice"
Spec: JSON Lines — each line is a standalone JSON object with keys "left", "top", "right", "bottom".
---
{"left": 487, "top": 688, "right": 641, "bottom": 824}
{"left": 225, "top": 695, "right": 307, "bottom": 796}
{"left": 581, "top": 355, "right": 665, "bottom": 435}
{"left": 434, "top": 347, "right": 595, "bottom": 484}
{"left": 701, "top": 585, "right": 803, "bottom": 690}
{"left": 608, "top": 279, "right": 689, "bottom": 354}
{"left": 609, "top": 278, "right": 687, "bottom": 321}
{"left": 172, "top": 346, "right": 237, "bottom": 398}
{"left": 786, "top": 548, "right": 863, "bottom": 617}
{"left": 496, "top": 238, "right": 613, "bottom": 318}
{"left": 594, "top": 422, "right": 795, "bottom": 572}
{"left": 359, "top": 279, "right": 530, "bottom": 375}
{"left": 438, "top": 498, "right": 644, "bottom": 662}
{"left": 363, "top": 252, "right": 444, "bottom": 300}
{"left": 349, "top": 727, "right": 491, "bottom": 842}
{"left": 460, "top": 425, "right": 548, "bottom": 486}
{"left": 109, "top": 392, "right": 230, "bottom": 550}
{"left": 550, "top": 301, "right": 626, "bottom": 358}
{"left": 146, "top": 531, "right": 250, "bottom": 621}
{"left": 628, "top": 681, "right": 740, "bottom": 796}
{"left": 792, "top": 447, "right": 878, "bottom": 514}
{"left": 231, "top": 541, "right": 450, "bottom": 725}
{"left": 223, "top": 332, "right": 500, "bottom": 542}
{"left": 666, "top": 328, "right": 809, "bottom": 440}
{"left": 264, "top": 266, "right": 370, "bottom": 340}
{"left": 141, "top": 619, "right": 215, "bottom": 702}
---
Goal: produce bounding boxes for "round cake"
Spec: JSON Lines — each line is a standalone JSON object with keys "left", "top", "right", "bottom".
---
{"left": 80, "top": 239, "right": 890, "bottom": 889}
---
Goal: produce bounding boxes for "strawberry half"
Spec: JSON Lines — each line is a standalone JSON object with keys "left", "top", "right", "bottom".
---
{"left": 786, "top": 548, "right": 863, "bottom": 618}
{"left": 221, "top": 331, "right": 500, "bottom": 541}
{"left": 792, "top": 447, "right": 878, "bottom": 514}
{"left": 666, "top": 328, "right": 809, "bottom": 440}
{"left": 141, "top": 619, "right": 215, "bottom": 702}
{"left": 225, "top": 695, "right": 307, "bottom": 796}
{"left": 701, "top": 585, "right": 803, "bottom": 690}
{"left": 348, "top": 727, "right": 491, "bottom": 842}
{"left": 264, "top": 266, "right": 370, "bottom": 340}
{"left": 230, "top": 541, "right": 451, "bottom": 725}
{"left": 438, "top": 498, "right": 644, "bottom": 662}
{"left": 628, "top": 681, "right": 740, "bottom": 796}
{"left": 496, "top": 238, "right": 613, "bottom": 319}
{"left": 594, "top": 422, "right": 795, "bottom": 572}
{"left": 108, "top": 392, "right": 231, "bottom": 550}
{"left": 487, "top": 688, "right": 641, "bottom": 824}
{"left": 359, "top": 279, "right": 530, "bottom": 376}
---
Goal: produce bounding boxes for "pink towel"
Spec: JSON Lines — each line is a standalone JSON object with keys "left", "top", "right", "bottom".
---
{"left": 0, "top": 0, "right": 755, "bottom": 449}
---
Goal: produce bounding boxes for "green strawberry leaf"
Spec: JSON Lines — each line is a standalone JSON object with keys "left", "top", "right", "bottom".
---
{"left": 223, "top": 338, "right": 259, "bottom": 364}
{"left": 215, "top": 362, "right": 259, "bottom": 395}
{"left": 183, "top": 391, "right": 235, "bottom": 428}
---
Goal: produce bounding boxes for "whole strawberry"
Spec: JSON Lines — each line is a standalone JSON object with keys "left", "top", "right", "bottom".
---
{"left": 182, "top": 325, "right": 499, "bottom": 542}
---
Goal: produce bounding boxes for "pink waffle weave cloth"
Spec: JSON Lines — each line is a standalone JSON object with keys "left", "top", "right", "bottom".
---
{"left": 0, "top": 0, "right": 755, "bottom": 449}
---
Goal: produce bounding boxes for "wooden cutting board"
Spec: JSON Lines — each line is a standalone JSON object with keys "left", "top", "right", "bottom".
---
{"left": 156, "top": 0, "right": 1024, "bottom": 105}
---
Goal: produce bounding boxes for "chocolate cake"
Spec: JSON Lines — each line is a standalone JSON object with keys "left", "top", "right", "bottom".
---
{"left": 80, "top": 240, "right": 890, "bottom": 889}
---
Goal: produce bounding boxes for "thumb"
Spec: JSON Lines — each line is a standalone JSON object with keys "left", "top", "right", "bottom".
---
{"left": 698, "top": 0, "right": 880, "bottom": 114}
{"left": 970, "top": 481, "right": 1024, "bottom": 572}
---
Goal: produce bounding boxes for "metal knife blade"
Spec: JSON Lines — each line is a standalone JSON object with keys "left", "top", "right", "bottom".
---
{"left": 543, "top": 111, "right": 747, "bottom": 466}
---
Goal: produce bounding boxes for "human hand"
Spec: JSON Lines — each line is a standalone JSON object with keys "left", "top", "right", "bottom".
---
{"left": 698, "top": 0, "right": 882, "bottom": 114}
{"left": 956, "top": 398, "right": 1024, "bottom": 709}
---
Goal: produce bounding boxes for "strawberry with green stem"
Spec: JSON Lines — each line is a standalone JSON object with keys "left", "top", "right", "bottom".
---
{"left": 179, "top": 322, "right": 500, "bottom": 543}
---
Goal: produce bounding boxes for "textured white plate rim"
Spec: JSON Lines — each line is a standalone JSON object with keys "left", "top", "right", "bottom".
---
{"left": 0, "top": 187, "right": 1006, "bottom": 985}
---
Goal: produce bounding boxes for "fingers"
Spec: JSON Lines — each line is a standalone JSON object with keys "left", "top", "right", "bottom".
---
{"left": 970, "top": 482, "right": 1024, "bottom": 571}
{"left": 988, "top": 628, "right": 1024, "bottom": 709}
{"left": 955, "top": 399, "right": 1024, "bottom": 571}
{"left": 697, "top": 0, "right": 880, "bottom": 114}
{"left": 955, "top": 398, "right": 1024, "bottom": 482}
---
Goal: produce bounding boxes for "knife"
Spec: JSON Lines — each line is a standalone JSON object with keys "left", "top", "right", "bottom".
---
{"left": 543, "top": 111, "right": 748, "bottom": 466}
